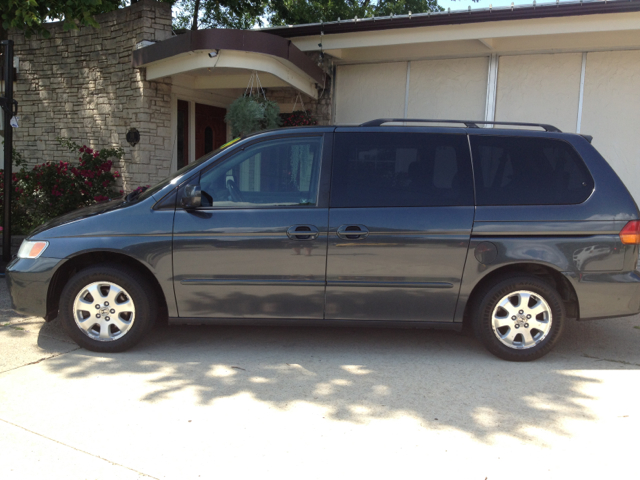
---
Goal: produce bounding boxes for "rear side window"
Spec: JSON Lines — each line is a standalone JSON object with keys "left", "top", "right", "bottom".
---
{"left": 470, "top": 136, "right": 594, "bottom": 206}
{"left": 331, "top": 133, "right": 474, "bottom": 208}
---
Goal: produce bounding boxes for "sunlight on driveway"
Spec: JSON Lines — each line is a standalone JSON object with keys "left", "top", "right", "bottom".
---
{"left": 2, "top": 312, "right": 640, "bottom": 479}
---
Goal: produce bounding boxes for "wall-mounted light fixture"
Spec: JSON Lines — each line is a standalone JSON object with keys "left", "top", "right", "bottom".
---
{"left": 208, "top": 50, "right": 219, "bottom": 58}
{"left": 126, "top": 128, "right": 140, "bottom": 147}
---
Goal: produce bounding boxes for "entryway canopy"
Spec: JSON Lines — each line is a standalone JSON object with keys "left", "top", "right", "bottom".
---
{"left": 132, "top": 29, "right": 325, "bottom": 99}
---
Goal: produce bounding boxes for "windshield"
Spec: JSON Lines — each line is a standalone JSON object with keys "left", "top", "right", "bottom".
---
{"left": 137, "top": 138, "right": 241, "bottom": 201}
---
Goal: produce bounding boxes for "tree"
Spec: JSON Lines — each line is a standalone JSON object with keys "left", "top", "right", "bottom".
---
{"left": 172, "top": 0, "right": 267, "bottom": 30}
{"left": 172, "top": 0, "right": 450, "bottom": 31}
{"left": 267, "top": 0, "right": 442, "bottom": 27}
{"left": 0, "top": 0, "right": 455, "bottom": 41}
{"left": 0, "top": 0, "right": 128, "bottom": 40}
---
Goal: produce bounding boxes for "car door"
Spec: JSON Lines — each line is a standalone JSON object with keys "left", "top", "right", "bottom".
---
{"left": 173, "top": 134, "right": 331, "bottom": 319}
{"left": 325, "top": 129, "right": 475, "bottom": 322}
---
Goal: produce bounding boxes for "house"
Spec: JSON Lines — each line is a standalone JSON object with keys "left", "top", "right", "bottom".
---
{"left": 4, "top": 0, "right": 640, "bottom": 200}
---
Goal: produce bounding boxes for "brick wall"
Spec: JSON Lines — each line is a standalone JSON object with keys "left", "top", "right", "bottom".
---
{"left": 9, "top": 0, "right": 173, "bottom": 190}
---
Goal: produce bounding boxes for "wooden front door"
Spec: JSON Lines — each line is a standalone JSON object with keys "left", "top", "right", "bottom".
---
{"left": 195, "top": 103, "right": 226, "bottom": 160}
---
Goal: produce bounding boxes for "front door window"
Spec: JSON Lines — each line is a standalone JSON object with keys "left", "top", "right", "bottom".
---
{"left": 198, "top": 137, "right": 323, "bottom": 207}
{"left": 204, "top": 126, "right": 214, "bottom": 155}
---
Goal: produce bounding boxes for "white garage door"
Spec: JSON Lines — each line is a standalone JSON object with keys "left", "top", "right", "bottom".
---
{"left": 408, "top": 57, "right": 488, "bottom": 121}
{"left": 333, "top": 51, "right": 640, "bottom": 204}
{"left": 334, "top": 62, "right": 407, "bottom": 124}
{"left": 335, "top": 57, "right": 489, "bottom": 125}
{"left": 580, "top": 50, "right": 640, "bottom": 203}
{"left": 495, "top": 53, "right": 583, "bottom": 133}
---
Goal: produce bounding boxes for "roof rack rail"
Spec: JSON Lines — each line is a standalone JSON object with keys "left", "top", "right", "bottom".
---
{"left": 360, "top": 119, "right": 562, "bottom": 133}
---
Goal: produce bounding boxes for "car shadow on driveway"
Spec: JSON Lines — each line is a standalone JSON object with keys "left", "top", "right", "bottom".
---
{"left": 37, "top": 313, "right": 640, "bottom": 446}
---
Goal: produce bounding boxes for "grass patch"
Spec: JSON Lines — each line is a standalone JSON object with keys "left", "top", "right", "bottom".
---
{"left": 1, "top": 322, "right": 24, "bottom": 331}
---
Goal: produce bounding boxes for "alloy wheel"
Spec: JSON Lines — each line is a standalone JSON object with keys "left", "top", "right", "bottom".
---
{"left": 491, "top": 290, "right": 552, "bottom": 349}
{"left": 73, "top": 281, "right": 136, "bottom": 342}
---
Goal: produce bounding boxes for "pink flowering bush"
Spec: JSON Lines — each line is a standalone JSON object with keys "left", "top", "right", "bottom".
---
{"left": 0, "top": 138, "right": 124, "bottom": 234}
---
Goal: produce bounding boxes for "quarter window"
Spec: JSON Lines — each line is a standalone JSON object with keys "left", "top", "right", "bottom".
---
{"left": 198, "top": 137, "right": 323, "bottom": 207}
{"left": 470, "top": 136, "right": 594, "bottom": 206}
{"left": 330, "top": 133, "right": 474, "bottom": 208}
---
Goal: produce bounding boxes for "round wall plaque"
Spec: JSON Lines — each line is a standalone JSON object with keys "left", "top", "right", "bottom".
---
{"left": 126, "top": 128, "right": 140, "bottom": 147}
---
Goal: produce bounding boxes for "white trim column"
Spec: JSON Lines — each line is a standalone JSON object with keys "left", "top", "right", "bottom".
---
{"left": 485, "top": 54, "right": 499, "bottom": 125}
{"left": 404, "top": 61, "right": 411, "bottom": 119}
{"left": 576, "top": 52, "right": 587, "bottom": 134}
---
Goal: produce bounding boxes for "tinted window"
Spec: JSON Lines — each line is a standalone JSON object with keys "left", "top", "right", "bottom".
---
{"left": 198, "top": 137, "right": 323, "bottom": 207}
{"left": 470, "top": 136, "right": 594, "bottom": 206}
{"left": 331, "top": 133, "right": 474, "bottom": 208}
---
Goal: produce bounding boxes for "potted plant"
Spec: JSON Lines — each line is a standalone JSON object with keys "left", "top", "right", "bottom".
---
{"left": 279, "top": 110, "right": 318, "bottom": 127}
{"left": 225, "top": 96, "right": 281, "bottom": 137}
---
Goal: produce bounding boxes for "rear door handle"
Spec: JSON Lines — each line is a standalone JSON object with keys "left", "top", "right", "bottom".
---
{"left": 287, "top": 225, "right": 320, "bottom": 240}
{"left": 336, "top": 225, "right": 369, "bottom": 240}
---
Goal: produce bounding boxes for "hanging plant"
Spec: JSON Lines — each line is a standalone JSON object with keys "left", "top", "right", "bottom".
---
{"left": 225, "top": 96, "right": 281, "bottom": 137}
{"left": 279, "top": 93, "right": 317, "bottom": 127}
{"left": 280, "top": 110, "right": 318, "bottom": 127}
{"left": 225, "top": 72, "right": 281, "bottom": 137}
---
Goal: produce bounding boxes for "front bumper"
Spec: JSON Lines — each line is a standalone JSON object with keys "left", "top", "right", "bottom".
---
{"left": 6, "top": 256, "right": 67, "bottom": 319}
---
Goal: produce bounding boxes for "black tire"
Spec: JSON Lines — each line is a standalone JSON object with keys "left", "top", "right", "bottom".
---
{"left": 59, "top": 264, "right": 157, "bottom": 353}
{"left": 472, "top": 275, "right": 565, "bottom": 361}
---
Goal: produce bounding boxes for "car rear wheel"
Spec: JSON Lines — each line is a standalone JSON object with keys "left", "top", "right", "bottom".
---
{"left": 60, "top": 265, "right": 157, "bottom": 352}
{"left": 473, "top": 275, "right": 565, "bottom": 361}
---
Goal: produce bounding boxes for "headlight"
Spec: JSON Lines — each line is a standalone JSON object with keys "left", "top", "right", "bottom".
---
{"left": 17, "top": 240, "right": 49, "bottom": 259}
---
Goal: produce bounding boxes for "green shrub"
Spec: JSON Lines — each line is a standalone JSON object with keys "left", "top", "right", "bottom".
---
{"left": 0, "top": 138, "right": 124, "bottom": 235}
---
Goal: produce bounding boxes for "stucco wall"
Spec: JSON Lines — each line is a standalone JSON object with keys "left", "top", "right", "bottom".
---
{"left": 408, "top": 57, "right": 488, "bottom": 120}
{"left": 335, "top": 62, "right": 406, "bottom": 124}
{"left": 9, "top": 0, "right": 173, "bottom": 189}
{"left": 580, "top": 50, "right": 640, "bottom": 202}
{"left": 495, "top": 53, "right": 583, "bottom": 133}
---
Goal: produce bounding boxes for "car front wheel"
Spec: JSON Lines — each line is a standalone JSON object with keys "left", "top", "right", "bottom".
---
{"left": 59, "top": 264, "right": 157, "bottom": 352}
{"left": 473, "top": 275, "right": 565, "bottom": 361}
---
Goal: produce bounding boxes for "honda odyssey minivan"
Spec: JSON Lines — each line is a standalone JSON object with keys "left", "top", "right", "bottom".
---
{"left": 8, "top": 119, "right": 640, "bottom": 361}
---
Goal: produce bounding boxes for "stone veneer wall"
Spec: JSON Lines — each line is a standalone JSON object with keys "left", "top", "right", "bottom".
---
{"left": 9, "top": 0, "right": 173, "bottom": 190}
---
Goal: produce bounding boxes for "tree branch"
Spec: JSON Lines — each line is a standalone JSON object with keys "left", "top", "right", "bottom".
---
{"left": 191, "top": 0, "right": 201, "bottom": 30}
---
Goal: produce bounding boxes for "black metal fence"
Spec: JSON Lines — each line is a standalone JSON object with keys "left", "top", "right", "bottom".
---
{"left": 1, "top": 40, "right": 16, "bottom": 264}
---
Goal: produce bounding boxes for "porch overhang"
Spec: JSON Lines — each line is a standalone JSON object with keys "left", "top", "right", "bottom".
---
{"left": 132, "top": 29, "right": 324, "bottom": 99}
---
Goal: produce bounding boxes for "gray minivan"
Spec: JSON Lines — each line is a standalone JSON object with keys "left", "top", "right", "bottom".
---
{"left": 7, "top": 119, "right": 640, "bottom": 361}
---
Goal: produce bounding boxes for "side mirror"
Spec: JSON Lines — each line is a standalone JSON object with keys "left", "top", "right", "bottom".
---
{"left": 181, "top": 184, "right": 202, "bottom": 209}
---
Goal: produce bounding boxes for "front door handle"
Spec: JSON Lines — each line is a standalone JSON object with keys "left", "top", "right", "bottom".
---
{"left": 287, "top": 225, "right": 320, "bottom": 240}
{"left": 336, "top": 225, "right": 369, "bottom": 240}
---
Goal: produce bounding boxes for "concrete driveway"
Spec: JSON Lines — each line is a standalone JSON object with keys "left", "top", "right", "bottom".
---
{"left": 1, "top": 278, "right": 639, "bottom": 480}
